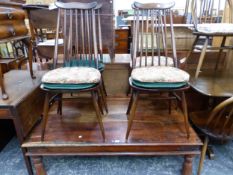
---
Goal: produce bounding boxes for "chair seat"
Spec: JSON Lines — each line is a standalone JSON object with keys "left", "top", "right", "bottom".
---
{"left": 41, "top": 83, "right": 96, "bottom": 90}
{"left": 131, "top": 79, "right": 187, "bottom": 89}
{"left": 131, "top": 66, "right": 190, "bottom": 83}
{"left": 64, "top": 59, "right": 104, "bottom": 71}
{"left": 41, "top": 67, "right": 101, "bottom": 89}
{"left": 131, "top": 56, "right": 174, "bottom": 68}
{"left": 196, "top": 23, "right": 233, "bottom": 34}
{"left": 190, "top": 110, "right": 233, "bottom": 140}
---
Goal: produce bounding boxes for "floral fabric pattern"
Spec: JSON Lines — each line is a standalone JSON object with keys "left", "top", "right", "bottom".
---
{"left": 197, "top": 23, "right": 233, "bottom": 34}
{"left": 42, "top": 67, "right": 101, "bottom": 84}
{"left": 131, "top": 66, "right": 190, "bottom": 83}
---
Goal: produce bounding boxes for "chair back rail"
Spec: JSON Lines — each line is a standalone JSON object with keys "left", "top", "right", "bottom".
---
{"left": 191, "top": 0, "right": 232, "bottom": 28}
{"left": 53, "top": 1, "right": 103, "bottom": 69}
{"left": 205, "top": 96, "right": 233, "bottom": 140}
{"left": 131, "top": 1, "right": 178, "bottom": 69}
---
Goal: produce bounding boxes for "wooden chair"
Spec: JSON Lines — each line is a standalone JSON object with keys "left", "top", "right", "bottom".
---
{"left": 55, "top": 3, "right": 108, "bottom": 115}
{"left": 186, "top": 0, "right": 233, "bottom": 78}
{"left": 126, "top": 1, "right": 191, "bottom": 140}
{"left": 190, "top": 96, "right": 233, "bottom": 175}
{"left": 24, "top": 4, "right": 108, "bottom": 97}
{"left": 40, "top": 1, "right": 106, "bottom": 141}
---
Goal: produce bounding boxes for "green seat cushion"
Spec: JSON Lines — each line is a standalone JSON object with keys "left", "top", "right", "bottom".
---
{"left": 132, "top": 79, "right": 187, "bottom": 89}
{"left": 42, "top": 83, "right": 96, "bottom": 90}
{"left": 64, "top": 59, "right": 104, "bottom": 71}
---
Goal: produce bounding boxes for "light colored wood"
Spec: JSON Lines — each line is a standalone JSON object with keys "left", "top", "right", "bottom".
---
{"left": 197, "top": 137, "right": 209, "bottom": 175}
{"left": 195, "top": 37, "right": 209, "bottom": 78}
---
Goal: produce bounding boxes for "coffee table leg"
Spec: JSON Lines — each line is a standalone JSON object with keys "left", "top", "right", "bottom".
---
{"left": 182, "top": 155, "right": 194, "bottom": 175}
{"left": 32, "top": 156, "right": 47, "bottom": 175}
{"left": 21, "top": 148, "right": 33, "bottom": 175}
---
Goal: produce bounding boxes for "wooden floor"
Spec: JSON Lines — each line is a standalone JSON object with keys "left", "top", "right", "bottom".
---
{"left": 23, "top": 94, "right": 202, "bottom": 155}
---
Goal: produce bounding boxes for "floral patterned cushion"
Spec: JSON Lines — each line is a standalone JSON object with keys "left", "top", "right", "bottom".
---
{"left": 131, "top": 66, "right": 190, "bottom": 83}
{"left": 42, "top": 67, "right": 101, "bottom": 84}
{"left": 131, "top": 56, "right": 174, "bottom": 68}
{"left": 197, "top": 23, "right": 233, "bottom": 34}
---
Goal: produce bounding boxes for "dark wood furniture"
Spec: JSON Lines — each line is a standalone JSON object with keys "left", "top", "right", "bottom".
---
{"left": 40, "top": 1, "right": 106, "bottom": 141}
{"left": 126, "top": 1, "right": 191, "bottom": 139}
{"left": 0, "top": 5, "right": 34, "bottom": 100}
{"left": 22, "top": 95, "right": 202, "bottom": 175}
{"left": 190, "top": 96, "right": 233, "bottom": 175}
{"left": 115, "top": 29, "right": 130, "bottom": 53}
{"left": 188, "top": 67, "right": 233, "bottom": 174}
{"left": 188, "top": 69, "right": 233, "bottom": 97}
{"left": 0, "top": 70, "right": 46, "bottom": 175}
{"left": 23, "top": 4, "right": 58, "bottom": 62}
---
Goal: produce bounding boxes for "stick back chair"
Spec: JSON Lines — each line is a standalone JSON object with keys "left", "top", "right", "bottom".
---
{"left": 190, "top": 96, "right": 233, "bottom": 175}
{"left": 126, "top": 1, "right": 191, "bottom": 140}
{"left": 40, "top": 1, "right": 106, "bottom": 141}
{"left": 55, "top": 2, "right": 108, "bottom": 115}
{"left": 186, "top": 0, "right": 233, "bottom": 78}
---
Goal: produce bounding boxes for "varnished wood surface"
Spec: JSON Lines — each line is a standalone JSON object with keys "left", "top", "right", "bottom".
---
{"left": 0, "top": 70, "right": 46, "bottom": 107}
{"left": 188, "top": 69, "right": 233, "bottom": 97}
{"left": 23, "top": 95, "right": 202, "bottom": 154}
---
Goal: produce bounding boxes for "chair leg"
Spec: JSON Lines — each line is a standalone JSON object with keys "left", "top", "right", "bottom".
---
{"left": 41, "top": 93, "right": 50, "bottom": 141}
{"left": 185, "top": 35, "right": 200, "bottom": 68}
{"left": 126, "top": 92, "right": 133, "bottom": 115}
{"left": 198, "top": 136, "right": 209, "bottom": 175}
{"left": 100, "top": 82, "right": 108, "bottom": 113}
{"left": 57, "top": 93, "right": 63, "bottom": 116}
{"left": 195, "top": 37, "right": 209, "bottom": 78}
{"left": 91, "top": 90, "right": 105, "bottom": 141}
{"left": 181, "top": 91, "right": 190, "bottom": 139}
{"left": 125, "top": 91, "right": 139, "bottom": 140}
{"left": 97, "top": 89, "right": 104, "bottom": 115}
{"left": 215, "top": 36, "right": 226, "bottom": 70}
{"left": 0, "top": 65, "right": 8, "bottom": 100}
{"left": 101, "top": 74, "right": 107, "bottom": 96}
{"left": 168, "top": 92, "right": 172, "bottom": 114}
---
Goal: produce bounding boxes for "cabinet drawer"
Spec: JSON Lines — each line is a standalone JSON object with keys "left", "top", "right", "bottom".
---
{"left": 115, "top": 40, "right": 128, "bottom": 49}
{"left": 115, "top": 30, "right": 129, "bottom": 40}
{"left": 0, "top": 109, "right": 12, "bottom": 119}
{"left": 115, "top": 40, "right": 128, "bottom": 53}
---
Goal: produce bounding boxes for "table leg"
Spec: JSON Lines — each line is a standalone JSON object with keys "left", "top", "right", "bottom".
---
{"left": 22, "top": 38, "right": 35, "bottom": 79}
{"left": 195, "top": 37, "right": 209, "bottom": 79}
{"left": 12, "top": 115, "right": 34, "bottom": 175}
{"left": 0, "top": 64, "right": 8, "bottom": 100}
{"left": 32, "top": 156, "right": 47, "bottom": 175}
{"left": 22, "top": 148, "right": 34, "bottom": 175}
{"left": 182, "top": 155, "right": 194, "bottom": 175}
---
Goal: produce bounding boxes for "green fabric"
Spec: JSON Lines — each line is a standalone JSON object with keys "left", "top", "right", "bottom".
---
{"left": 42, "top": 83, "right": 96, "bottom": 90}
{"left": 132, "top": 79, "right": 187, "bottom": 89}
{"left": 64, "top": 59, "right": 104, "bottom": 71}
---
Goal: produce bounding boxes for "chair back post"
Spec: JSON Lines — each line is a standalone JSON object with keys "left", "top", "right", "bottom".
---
{"left": 205, "top": 96, "right": 233, "bottom": 140}
{"left": 191, "top": 0, "right": 230, "bottom": 27}
{"left": 185, "top": 0, "right": 190, "bottom": 17}
{"left": 131, "top": 1, "right": 177, "bottom": 69}
{"left": 191, "top": 0, "right": 198, "bottom": 28}
{"left": 53, "top": 8, "right": 61, "bottom": 69}
{"left": 169, "top": 9, "right": 178, "bottom": 67}
{"left": 95, "top": 4, "right": 103, "bottom": 62}
{"left": 54, "top": 1, "right": 100, "bottom": 69}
